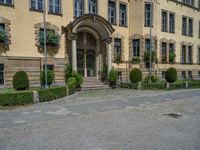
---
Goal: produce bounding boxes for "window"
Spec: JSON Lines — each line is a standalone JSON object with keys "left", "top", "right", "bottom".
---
{"left": 188, "top": 71, "right": 193, "bottom": 80}
{"left": 0, "top": 23, "right": 6, "bottom": 42}
{"left": 182, "top": 0, "right": 194, "bottom": 6}
{"left": 188, "top": 46, "right": 192, "bottom": 64}
{"left": 198, "top": 47, "right": 200, "bottom": 64}
{"left": 132, "top": 39, "right": 140, "bottom": 57}
{"left": 114, "top": 38, "right": 121, "bottom": 59}
{"left": 108, "top": 1, "right": 116, "bottom": 24}
{"left": 119, "top": 3, "right": 127, "bottom": 26}
{"left": 182, "top": 17, "right": 187, "bottom": 35}
{"left": 39, "top": 28, "right": 55, "bottom": 45}
{"left": 88, "top": 0, "right": 97, "bottom": 14}
{"left": 0, "top": 64, "right": 4, "bottom": 85}
{"left": 0, "top": 23, "right": 5, "bottom": 30}
{"left": 169, "top": 13, "right": 175, "bottom": 33}
{"left": 188, "top": 18, "right": 193, "bottom": 37}
{"left": 162, "top": 71, "right": 166, "bottom": 79}
{"left": 49, "top": 0, "right": 61, "bottom": 14}
{"left": 74, "top": 0, "right": 84, "bottom": 17}
{"left": 169, "top": 43, "right": 174, "bottom": 54}
{"left": 199, "top": 21, "right": 200, "bottom": 38}
{"left": 145, "top": 39, "right": 150, "bottom": 51}
{"left": 182, "top": 71, "right": 186, "bottom": 79}
{"left": 161, "top": 11, "right": 167, "bottom": 32}
{"left": 144, "top": 3, "right": 151, "bottom": 27}
{"left": 43, "top": 64, "right": 54, "bottom": 71}
{"left": 182, "top": 45, "right": 187, "bottom": 63}
{"left": 161, "top": 42, "right": 167, "bottom": 63}
{"left": 31, "top": 0, "right": 43, "bottom": 11}
{"left": 0, "top": 0, "right": 12, "bottom": 5}
{"left": 118, "top": 71, "right": 122, "bottom": 81}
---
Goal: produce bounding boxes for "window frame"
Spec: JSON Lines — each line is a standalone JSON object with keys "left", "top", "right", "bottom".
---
{"left": 188, "top": 46, "right": 193, "bottom": 64}
{"left": 182, "top": 45, "right": 187, "bottom": 64}
{"left": 74, "top": 0, "right": 84, "bottom": 17}
{"left": 108, "top": 0, "right": 116, "bottom": 25}
{"left": 182, "top": 16, "right": 187, "bottom": 36}
{"left": 169, "top": 12, "right": 175, "bottom": 33}
{"left": 48, "top": 0, "right": 62, "bottom": 15}
{"left": 0, "top": 0, "right": 13, "bottom": 6}
{"left": 188, "top": 18, "right": 193, "bottom": 37}
{"left": 119, "top": 3, "right": 127, "bottom": 27}
{"left": 161, "top": 10, "right": 168, "bottom": 32}
{"left": 144, "top": 3, "right": 152, "bottom": 27}
{"left": 114, "top": 38, "right": 122, "bottom": 59}
{"left": 0, "top": 64, "right": 4, "bottom": 86}
{"left": 132, "top": 39, "right": 140, "bottom": 57}
{"left": 30, "top": 0, "right": 43, "bottom": 12}
{"left": 161, "top": 42, "right": 167, "bottom": 63}
{"left": 88, "top": 0, "right": 97, "bottom": 14}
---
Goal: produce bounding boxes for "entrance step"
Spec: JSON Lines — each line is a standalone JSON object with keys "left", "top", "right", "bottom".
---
{"left": 82, "top": 77, "right": 110, "bottom": 91}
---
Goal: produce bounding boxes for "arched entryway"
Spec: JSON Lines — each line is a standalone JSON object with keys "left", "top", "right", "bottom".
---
{"left": 65, "top": 14, "right": 114, "bottom": 79}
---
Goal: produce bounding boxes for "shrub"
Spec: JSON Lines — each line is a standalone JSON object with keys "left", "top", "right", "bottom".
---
{"left": 132, "top": 56, "right": 140, "bottom": 63}
{"left": 144, "top": 51, "right": 156, "bottom": 62}
{"left": 144, "top": 75, "right": 158, "bottom": 83}
{"left": 40, "top": 69, "right": 55, "bottom": 87}
{"left": 71, "top": 71, "right": 83, "bottom": 88}
{"left": 65, "top": 64, "right": 72, "bottom": 82}
{"left": 165, "top": 67, "right": 177, "bottom": 83}
{"left": 0, "top": 91, "right": 33, "bottom": 106}
{"left": 169, "top": 52, "right": 176, "bottom": 63}
{"left": 38, "top": 86, "right": 67, "bottom": 102}
{"left": 120, "top": 82, "right": 138, "bottom": 89}
{"left": 12, "top": 71, "right": 29, "bottom": 91}
{"left": 130, "top": 68, "right": 142, "bottom": 83}
{"left": 141, "top": 82, "right": 166, "bottom": 90}
{"left": 101, "top": 64, "right": 108, "bottom": 81}
{"left": 40, "top": 31, "right": 59, "bottom": 46}
{"left": 67, "top": 77, "right": 77, "bottom": 95}
{"left": 108, "top": 69, "right": 117, "bottom": 84}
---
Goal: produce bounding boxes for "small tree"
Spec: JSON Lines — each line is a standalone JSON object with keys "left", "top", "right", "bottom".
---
{"left": 71, "top": 71, "right": 83, "bottom": 88}
{"left": 100, "top": 64, "right": 108, "bottom": 82}
{"left": 130, "top": 68, "right": 142, "bottom": 83}
{"left": 165, "top": 67, "right": 177, "bottom": 83}
{"left": 13, "top": 71, "right": 29, "bottom": 91}
{"left": 108, "top": 69, "right": 117, "bottom": 87}
{"left": 65, "top": 64, "right": 72, "bottom": 82}
{"left": 40, "top": 70, "right": 55, "bottom": 87}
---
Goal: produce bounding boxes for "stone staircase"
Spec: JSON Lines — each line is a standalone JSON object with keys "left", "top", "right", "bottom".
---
{"left": 82, "top": 77, "right": 110, "bottom": 91}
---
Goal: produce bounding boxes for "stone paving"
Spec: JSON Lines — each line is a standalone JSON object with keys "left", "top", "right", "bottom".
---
{"left": 0, "top": 89, "right": 200, "bottom": 150}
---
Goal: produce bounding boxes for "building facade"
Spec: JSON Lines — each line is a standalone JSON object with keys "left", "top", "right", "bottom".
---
{"left": 0, "top": 0, "right": 200, "bottom": 87}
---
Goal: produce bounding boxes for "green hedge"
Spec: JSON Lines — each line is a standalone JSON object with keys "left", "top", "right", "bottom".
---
{"left": 120, "top": 82, "right": 138, "bottom": 89}
{"left": 38, "top": 86, "right": 67, "bottom": 102}
{"left": 169, "top": 82, "right": 185, "bottom": 89}
{"left": 67, "top": 77, "right": 76, "bottom": 95}
{"left": 141, "top": 82, "right": 166, "bottom": 90}
{"left": 0, "top": 91, "right": 33, "bottom": 106}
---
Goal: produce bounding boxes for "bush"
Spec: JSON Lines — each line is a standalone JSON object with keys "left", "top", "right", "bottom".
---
{"left": 65, "top": 64, "right": 72, "bottom": 82}
{"left": 130, "top": 68, "right": 142, "bottom": 83}
{"left": 101, "top": 64, "right": 108, "bottom": 82}
{"left": 120, "top": 82, "right": 138, "bottom": 89}
{"left": 0, "top": 91, "right": 33, "bottom": 106}
{"left": 71, "top": 71, "right": 83, "bottom": 88}
{"left": 40, "top": 69, "right": 55, "bottom": 87}
{"left": 144, "top": 51, "right": 156, "bottom": 62}
{"left": 165, "top": 67, "right": 177, "bottom": 83}
{"left": 38, "top": 86, "right": 67, "bottom": 102}
{"left": 141, "top": 82, "right": 166, "bottom": 90}
{"left": 132, "top": 56, "right": 140, "bottom": 63}
{"left": 12, "top": 71, "right": 29, "bottom": 91}
{"left": 0, "top": 28, "right": 7, "bottom": 42}
{"left": 144, "top": 75, "right": 158, "bottom": 83}
{"left": 169, "top": 52, "right": 176, "bottom": 63}
{"left": 67, "top": 77, "right": 77, "bottom": 95}
{"left": 40, "top": 31, "right": 59, "bottom": 46}
{"left": 108, "top": 69, "right": 117, "bottom": 87}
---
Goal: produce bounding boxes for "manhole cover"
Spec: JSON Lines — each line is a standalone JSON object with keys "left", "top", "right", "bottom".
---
{"left": 163, "top": 113, "right": 182, "bottom": 118}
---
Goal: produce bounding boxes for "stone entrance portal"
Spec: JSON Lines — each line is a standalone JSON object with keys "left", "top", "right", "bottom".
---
{"left": 65, "top": 14, "right": 115, "bottom": 79}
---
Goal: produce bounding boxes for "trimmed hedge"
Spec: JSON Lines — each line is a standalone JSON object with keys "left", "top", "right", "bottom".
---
{"left": 165, "top": 67, "right": 177, "bottom": 83}
{"left": 12, "top": 71, "right": 29, "bottom": 91}
{"left": 38, "top": 86, "right": 67, "bottom": 102}
{"left": 169, "top": 82, "right": 185, "bottom": 89}
{"left": 0, "top": 91, "right": 33, "bottom": 106}
{"left": 130, "top": 68, "right": 142, "bottom": 83}
{"left": 120, "top": 82, "right": 138, "bottom": 89}
{"left": 67, "top": 77, "right": 77, "bottom": 95}
{"left": 141, "top": 82, "right": 166, "bottom": 90}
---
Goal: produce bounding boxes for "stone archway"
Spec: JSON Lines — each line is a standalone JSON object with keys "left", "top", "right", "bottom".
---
{"left": 65, "top": 14, "right": 114, "bottom": 78}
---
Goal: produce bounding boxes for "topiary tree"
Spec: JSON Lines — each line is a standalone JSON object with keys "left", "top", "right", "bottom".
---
{"left": 130, "top": 68, "right": 142, "bottom": 83}
{"left": 40, "top": 70, "right": 55, "bottom": 87}
{"left": 65, "top": 64, "right": 72, "bottom": 83}
{"left": 12, "top": 71, "right": 29, "bottom": 91}
{"left": 165, "top": 67, "right": 177, "bottom": 83}
{"left": 108, "top": 69, "right": 117, "bottom": 87}
{"left": 71, "top": 71, "right": 83, "bottom": 88}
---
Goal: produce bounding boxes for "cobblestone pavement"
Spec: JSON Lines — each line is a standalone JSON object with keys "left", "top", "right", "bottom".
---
{"left": 0, "top": 89, "right": 200, "bottom": 150}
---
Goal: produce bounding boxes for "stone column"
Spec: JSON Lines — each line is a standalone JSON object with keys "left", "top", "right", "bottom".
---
{"left": 84, "top": 49, "right": 87, "bottom": 77}
{"left": 96, "top": 39, "right": 100, "bottom": 79}
{"left": 107, "top": 39, "right": 112, "bottom": 73}
{"left": 71, "top": 34, "right": 77, "bottom": 72}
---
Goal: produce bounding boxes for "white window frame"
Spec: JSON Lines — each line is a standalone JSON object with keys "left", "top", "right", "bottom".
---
{"left": 88, "top": 0, "right": 97, "bottom": 14}
{"left": 119, "top": 3, "right": 127, "bottom": 26}
{"left": 30, "top": 0, "right": 43, "bottom": 11}
{"left": 108, "top": 1, "right": 116, "bottom": 24}
{"left": 49, "top": 0, "right": 61, "bottom": 14}
{"left": 0, "top": 0, "right": 13, "bottom": 5}
{"left": 74, "top": 0, "right": 84, "bottom": 17}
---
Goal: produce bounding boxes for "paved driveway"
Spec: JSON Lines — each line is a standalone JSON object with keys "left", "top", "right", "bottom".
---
{"left": 0, "top": 89, "right": 200, "bottom": 150}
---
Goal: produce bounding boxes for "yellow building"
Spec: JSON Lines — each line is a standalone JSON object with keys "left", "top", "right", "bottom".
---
{"left": 0, "top": 0, "right": 200, "bottom": 87}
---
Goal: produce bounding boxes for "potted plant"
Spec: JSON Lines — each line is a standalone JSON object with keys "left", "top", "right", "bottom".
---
{"left": 169, "top": 52, "right": 176, "bottom": 64}
{"left": 108, "top": 69, "right": 117, "bottom": 88}
{"left": 132, "top": 56, "right": 140, "bottom": 63}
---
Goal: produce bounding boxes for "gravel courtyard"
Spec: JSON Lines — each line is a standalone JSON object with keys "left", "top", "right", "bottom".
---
{"left": 0, "top": 89, "right": 200, "bottom": 150}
